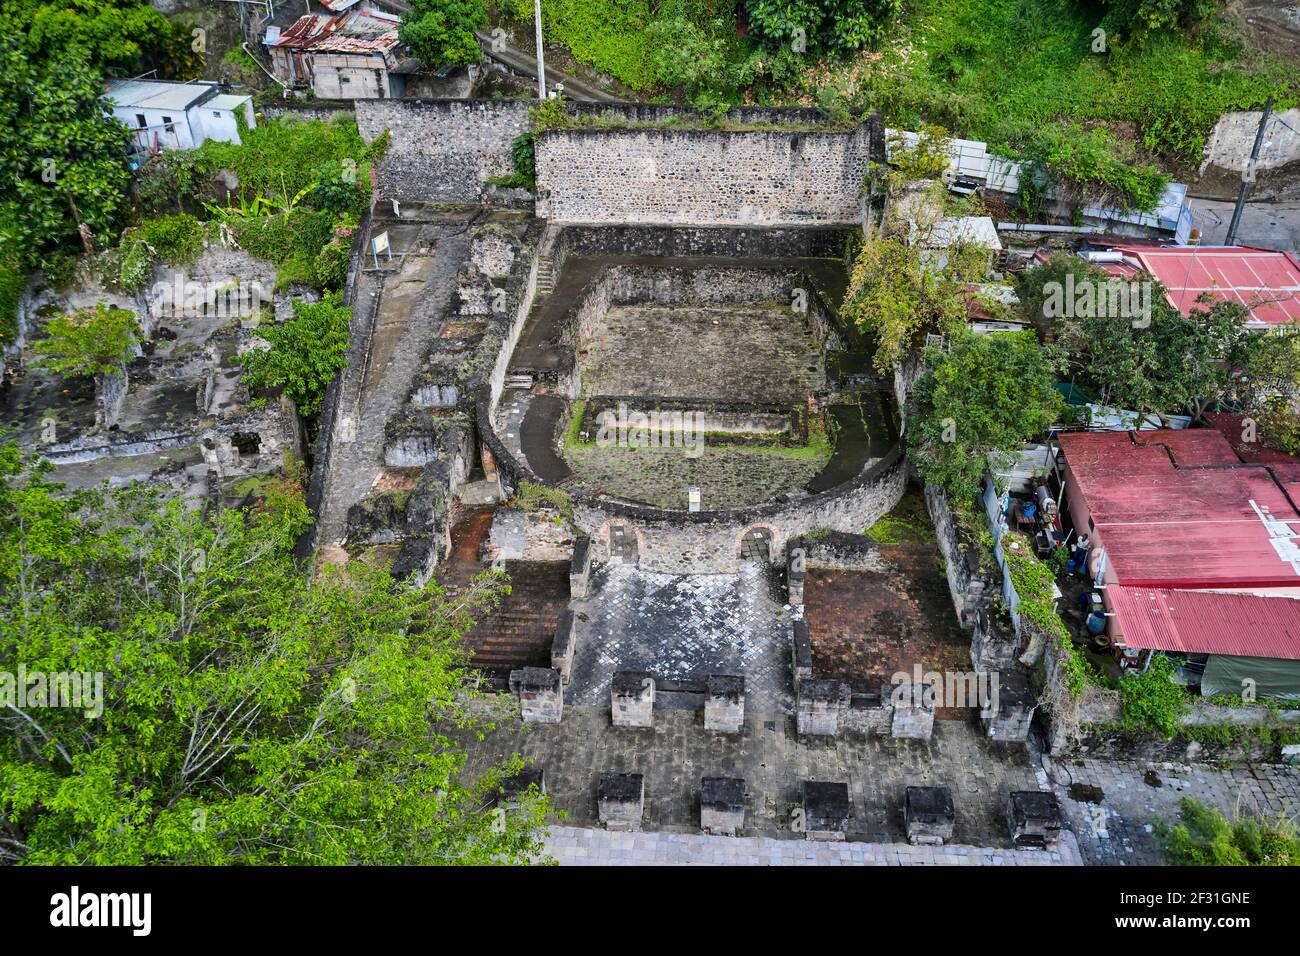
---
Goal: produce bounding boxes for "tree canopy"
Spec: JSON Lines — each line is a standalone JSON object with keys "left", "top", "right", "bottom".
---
{"left": 907, "top": 329, "right": 1066, "bottom": 501}
{"left": 0, "top": 444, "right": 550, "bottom": 864}
{"left": 399, "top": 0, "right": 485, "bottom": 69}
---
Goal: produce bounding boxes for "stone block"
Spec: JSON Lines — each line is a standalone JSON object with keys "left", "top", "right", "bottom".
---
{"left": 890, "top": 683, "right": 935, "bottom": 740}
{"left": 598, "top": 772, "right": 644, "bottom": 832}
{"left": 509, "top": 667, "right": 563, "bottom": 724}
{"left": 704, "top": 675, "right": 745, "bottom": 733}
{"left": 700, "top": 777, "right": 746, "bottom": 836}
{"left": 551, "top": 609, "right": 577, "bottom": 684}
{"left": 1007, "top": 791, "right": 1062, "bottom": 849}
{"left": 787, "top": 564, "right": 805, "bottom": 607}
{"left": 904, "top": 786, "right": 955, "bottom": 846}
{"left": 570, "top": 537, "right": 592, "bottom": 598}
{"left": 982, "top": 669, "right": 1036, "bottom": 742}
{"left": 611, "top": 671, "right": 655, "bottom": 727}
{"left": 797, "top": 679, "right": 849, "bottom": 736}
{"left": 801, "top": 781, "right": 850, "bottom": 841}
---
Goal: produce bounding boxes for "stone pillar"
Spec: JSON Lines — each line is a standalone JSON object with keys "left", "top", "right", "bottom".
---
{"left": 611, "top": 671, "right": 655, "bottom": 727}
{"left": 598, "top": 772, "right": 644, "bottom": 831}
{"left": 509, "top": 667, "right": 563, "bottom": 724}
{"left": 787, "top": 563, "right": 805, "bottom": 607}
{"left": 971, "top": 612, "right": 1019, "bottom": 671}
{"left": 791, "top": 619, "right": 813, "bottom": 683}
{"left": 904, "top": 786, "right": 955, "bottom": 846}
{"left": 551, "top": 609, "right": 577, "bottom": 684}
{"left": 700, "top": 777, "right": 745, "bottom": 836}
{"left": 704, "top": 675, "right": 745, "bottom": 733}
{"left": 569, "top": 537, "right": 592, "bottom": 598}
{"left": 801, "top": 781, "right": 850, "bottom": 841}
{"left": 890, "top": 683, "right": 935, "bottom": 740}
{"left": 981, "top": 669, "right": 1036, "bottom": 741}
{"left": 1007, "top": 791, "right": 1062, "bottom": 849}
{"left": 797, "top": 679, "right": 848, "bottom": 736}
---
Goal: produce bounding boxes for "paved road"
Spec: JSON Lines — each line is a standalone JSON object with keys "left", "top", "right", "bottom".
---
{"left": 542, "top": 825, "right": 1080, "bottom": 865}
{"left": 1189, "top": 198, "right": 1300, "bottom": 252}
{"left": 476, "top": 31, "right": 623, "bottom": 103}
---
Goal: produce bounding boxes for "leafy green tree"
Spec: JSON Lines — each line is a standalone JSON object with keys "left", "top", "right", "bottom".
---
{"left": 310, "top": 160, "right": 366, "bottom": 216}
{"left": 743, "top": 0, "right": 901, "bottom": 54}
{"left": 1119, "top": 653, "right": 1188, "bottom": 738}
{"left": 32, "top": 304, "right": 138, "bottom": 379}
{"left": 1099, "top": 0, "right": 1223, "bottom": 44}
{"left": 0, "top": 444, "right": 551, "bottom": 864}
{"left": 241, "top": 294, "right": 350, "bottom": 418}
{"left": 1158, "top": 797, "right": 1300, "bottom": 866}
{"left": 0, "top": 43, "right": 132, "bottom": 260}
{"left": 907, "top": 330, "right": 1065, "bottom": 500}
{"left": 399, "top": 0, "right": 485, "bottom": 68}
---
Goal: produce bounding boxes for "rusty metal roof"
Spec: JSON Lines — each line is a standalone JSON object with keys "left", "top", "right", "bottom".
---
{"left": 1109, "top": 586, "right": 1300, "bottom": 660}
{"left": 273, "top": 9, "right": 399, "bottom": 54}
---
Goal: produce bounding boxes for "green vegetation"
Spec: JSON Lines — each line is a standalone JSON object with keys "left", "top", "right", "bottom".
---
{"left": 514, "top": 0, "right": 1294, "bottom": 207}
{"left": 515, "top": 479, "right": 574, "bottom": 519}
{"left": 401, "top": 0, "right": 486, "bottom": 67}
{"left": 31, "top": 304, "right": 138, "bottom": 379}
{"left": 1020, "top": 255, "right": 1292, "bottom": 426}
{"left": 0, "top": 442, "right": 550, "bottom": 864}
{"left": 1002, "top": 533, "right": 1090, "bottom": 698}
{"left": 1120, "top": 654, "right": 1190, "bottom": 738}
{"left": 907, "top": 330, "right": 1065, "bottom": 502}
{"left": 1158, "top": 798, "right": 1300, "bottom": 866}
{"left": 488, "top": 133, "right": 538, "bottom": 189}
{"left": 866, "top": 512, "right": 936, "bottom": 546}
{"left": 135, "top": 213, "right": 205, "bottom": 265}
{"left": 240, "top": 294, "right": 351, "bottom": 418}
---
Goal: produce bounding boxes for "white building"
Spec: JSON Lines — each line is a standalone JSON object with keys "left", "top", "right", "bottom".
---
{"left": 106, "top": 79, "right": 256, "bottom": 155}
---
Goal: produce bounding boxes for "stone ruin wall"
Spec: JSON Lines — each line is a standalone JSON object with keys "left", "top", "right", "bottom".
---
{"left": 535, "top": 124, "right": 874, "bottom": 226}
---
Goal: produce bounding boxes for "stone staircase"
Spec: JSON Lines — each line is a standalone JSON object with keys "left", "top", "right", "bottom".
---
{"left": 535, "top": 256, "right": 556, "bottom": 296}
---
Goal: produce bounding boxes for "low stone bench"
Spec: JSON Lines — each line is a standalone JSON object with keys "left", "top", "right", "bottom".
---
{"left": 797, "top": 679, "right": 849, "bottom": 736}
{"left": 611, "top": 671, "right": 655, "bottom": 727}
{"left": 801, "top": 780, "right": 850, "bottom": 841}
{"left": 704, "top": 675, "right": 745, "bottom": 733}
{"left": 700, "top": 777, "right": 746, "bottom": 835}
{"left": 904, "top": 785, "right": 955, "bottom": 846}
{"left": 508, "top": 667, "right": 563, "bottom": 724}
{"left": 1007, "top": 791, "right": 1062, "bottom": 849}
{"left": 598, "top": 772, "right": 644, "bottom": 832}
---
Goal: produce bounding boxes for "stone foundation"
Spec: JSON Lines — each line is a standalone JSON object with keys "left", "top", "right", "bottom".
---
{"left": 551, "top": 609, "right": 577, "bottom": 684}
{"left": 509, "top": 667, "right": 564, "bottom": 724}
{"left": 797, "top": 679, "right": 849, "bottom": 736}
{"left": 598, "top": 772, "right": 645, "bottom": 832}
{"left": 611, "top": 671, "right": 655, "bottom": 727}
{"left": 801, "top": 781, "right": 850, "bottom": 841}
{"left": 700, "top": 777, "right": 746, "bottom": 836}
{"left": 704, "top": 675, "right": 745, "bottom": 733}
{"left": 1007, "top": 791, "right": 1062, "bottom": 849}
{"left": 904, "top": 786, "right": 955, "bottom": 846}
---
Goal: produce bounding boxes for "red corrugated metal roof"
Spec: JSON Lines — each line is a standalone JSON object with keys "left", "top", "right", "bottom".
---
{"left": 1109, "top": 586, "right": 1300, "bottom": 660}
{"left": 1099, "top": 245, "right": 1300, "bottom": 327}
{"left": 1059, "top": 429, "right": 1300, "bottom": 588}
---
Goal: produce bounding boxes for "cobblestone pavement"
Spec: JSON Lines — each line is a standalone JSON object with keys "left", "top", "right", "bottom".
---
{"left": 566, "top": 562, "right": 792, "bottom": 710}
{"left": 458, "top": 705, "right": 1042, "bottom": 845}
{"left": 1049, "top": 755, "right": 1300, "bottom": 866}
{"left": 542, "top": 825, "right": 1080, "bottom": 865}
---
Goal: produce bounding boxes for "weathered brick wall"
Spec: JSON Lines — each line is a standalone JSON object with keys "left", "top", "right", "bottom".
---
{"left": 355, "top": 99, "right": 531, "bottom": 203}
{"left": 536, "top": 125, "right": 874, "bottom": 226}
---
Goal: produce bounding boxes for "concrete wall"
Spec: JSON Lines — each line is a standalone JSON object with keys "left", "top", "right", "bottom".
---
{"left": 356, "top": 99, "right": 532, "bottom": 203}
{"left": 535, "top": 124, "right": 874, "bottom": 226}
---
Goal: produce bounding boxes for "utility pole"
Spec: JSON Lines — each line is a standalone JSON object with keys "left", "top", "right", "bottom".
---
{"left": 1226, "top": 94, "right": 1273, "bottom": 247}
{"left": 533, "top": 0, "right": 546, "bottom": 100}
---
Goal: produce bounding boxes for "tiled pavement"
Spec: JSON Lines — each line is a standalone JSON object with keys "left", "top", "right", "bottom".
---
{"left": 1050, "top": 755, "right": 1300, "bottom": 866}
{"left": 541, "top": 825, "right": 1080, "bottom": 865}
{"left": 566, "top": 562, "right": 792, "bottom": 710}
{"left": 457, "top": 706, "right": 1042, "bottom": 845}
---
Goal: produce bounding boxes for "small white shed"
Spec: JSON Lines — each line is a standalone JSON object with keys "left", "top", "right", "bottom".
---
{"left": 106, "top": 79, "right": 255, "bottom": 155}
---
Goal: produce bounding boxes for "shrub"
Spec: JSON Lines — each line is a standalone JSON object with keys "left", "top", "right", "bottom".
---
{"left": 1158, "top": 797, "right": 1300, "bottom": 866}
{"left": 399, "top": 0, "right": 485, "bottom": 67}
{"left": 1120, "top": 654, "right": 1189, "bottom": 738}
{"left": 139, "top": 213, "right": 204, "bottom": 264}
{"left": 310, "top": 161, "right": 366, "bottom": 216}
{"left": 240, "top": 293, "right": 350, "bottom": 417}
{"left": 118, "top": 239, "right": 154, "bottom": 293}
{"left": 32, "top": 304, "right": 139, "bottom": 379}
{"left": 313, "top": 240, "right": 350, "bottom": 291}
